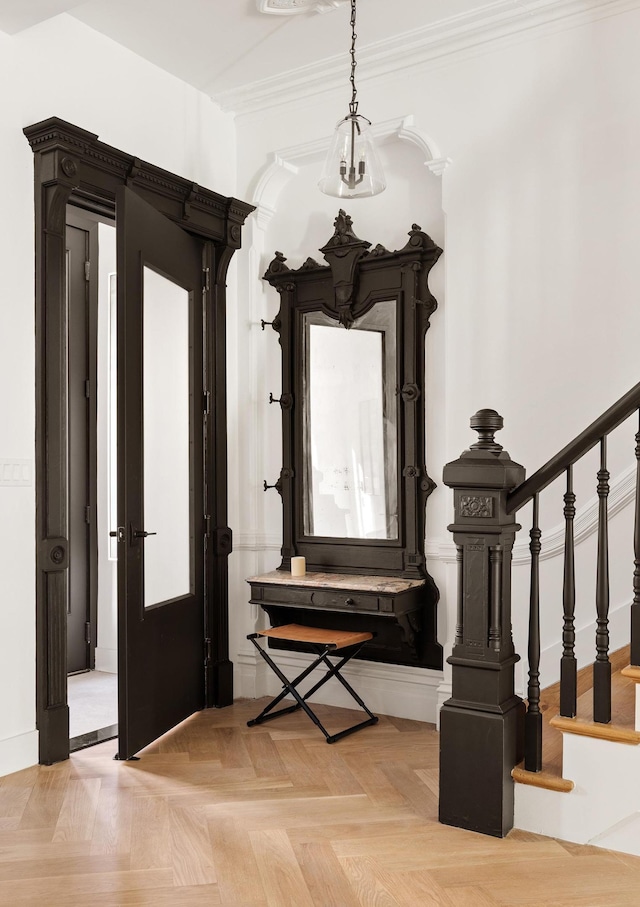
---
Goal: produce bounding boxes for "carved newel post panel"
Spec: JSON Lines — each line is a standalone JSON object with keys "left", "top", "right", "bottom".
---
{"left": 439, "top": 409, "right": 526, "bottom": 837}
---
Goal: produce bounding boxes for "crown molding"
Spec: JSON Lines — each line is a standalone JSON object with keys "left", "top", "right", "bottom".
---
{"left": 214, "top": 0, "right": 640, "bottom": 114}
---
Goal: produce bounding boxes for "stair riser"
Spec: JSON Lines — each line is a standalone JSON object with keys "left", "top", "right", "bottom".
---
{"left": 515, "top": 732, "right": 640, "bottom": 850}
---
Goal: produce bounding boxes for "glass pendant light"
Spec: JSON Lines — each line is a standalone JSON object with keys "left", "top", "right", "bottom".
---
{"left": 318, "top": 0, "right": 386, "bottom": 198}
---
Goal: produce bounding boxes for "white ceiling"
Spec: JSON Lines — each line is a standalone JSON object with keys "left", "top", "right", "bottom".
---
{"left": 0, "top": 0, "right": 511, "bottom": 102}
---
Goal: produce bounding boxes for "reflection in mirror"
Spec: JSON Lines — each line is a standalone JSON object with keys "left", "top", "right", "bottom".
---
{"left": 303, "top": 300, "right": 397, "bottom": 540}
{"left": 143, "top": 266, "right": 192, "bottom": 607}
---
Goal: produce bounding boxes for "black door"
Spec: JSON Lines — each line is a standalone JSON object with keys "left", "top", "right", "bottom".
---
{"left": 66, "top": 223, "right": 94, "bottom": 674}
{"left": 116, "top": 186, "right": 206, "bottom": 759}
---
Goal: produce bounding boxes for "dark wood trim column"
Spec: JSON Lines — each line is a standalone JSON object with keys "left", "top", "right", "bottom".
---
{"left": 440, "top": 409, "right": 525, "bottom": 837}
{"left": 24, "top": 117, "right": 254, "bottom": 762}
{"left": 35, "top": 171, "right": 76, "bottom": 764}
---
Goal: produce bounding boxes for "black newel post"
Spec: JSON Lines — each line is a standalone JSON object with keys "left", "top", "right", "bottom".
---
{"left": 439, "top": 409, "right": 526, "bottom": 838}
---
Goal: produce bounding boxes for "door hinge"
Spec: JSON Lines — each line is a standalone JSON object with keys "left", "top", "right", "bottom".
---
{"left": 203, "top": 267, "right": 210, "bottom": 292}
{"left": 84, "top": 504, "right": 90, "bottom": 524}
{"left": 203, "top": 390, "right": 211, "bottom": 415}
{"left": 84, "top": 378, "right": 90, "bottom": 398}
{"left": 204, "top": 514, "right": 211, "bottom": 538}
{"left": 85, "top": 621, "right": 91, "bottom": 645}
{"left": 204, "top": 638, "right": 212, "bottom": 662}
{"left": 84, "top": 260, "right": 91, "bottom": 282}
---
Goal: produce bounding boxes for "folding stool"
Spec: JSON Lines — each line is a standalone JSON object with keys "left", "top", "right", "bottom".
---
{"left": 246, "top": 623, "right": 378, "bottom": 743}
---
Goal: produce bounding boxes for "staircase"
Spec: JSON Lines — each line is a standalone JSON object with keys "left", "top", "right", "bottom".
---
{"left": 514, "top": 647, "right": 640, "bottom": 855}
{"left": 438, "top": 383, "right": 640, "bottom": 840}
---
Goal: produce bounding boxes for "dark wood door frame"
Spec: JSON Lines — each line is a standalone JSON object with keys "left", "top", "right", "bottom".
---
{"left": 65, "top": 214, "right": 99, "bottom": 674}
{"left": 24, "top": 117, "right": 254, "bottom": 765}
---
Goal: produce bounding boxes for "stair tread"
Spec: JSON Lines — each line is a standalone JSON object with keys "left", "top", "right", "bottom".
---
{"left": 532, "top": 646, "right": 635, "bottom": 778}
{"left": 550, "top": 714, "right": 640, "bottom": 744}
{"left": 621, "top": 664, "right": 640, "bottom": 682}
{"left": 512, "top": 764, "right": 574, "bottom": 792}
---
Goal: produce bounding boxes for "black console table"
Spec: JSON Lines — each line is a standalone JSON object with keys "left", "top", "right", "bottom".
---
{"left": 247, "top": 571, "right": 442, "bottom": 669}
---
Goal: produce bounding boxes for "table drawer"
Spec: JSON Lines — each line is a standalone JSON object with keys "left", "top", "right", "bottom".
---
{"left": 311, "top": 590, "right": 380, "bottom": 612}
{"left": 253, "top": 585, "right": 381, "bottom": 613}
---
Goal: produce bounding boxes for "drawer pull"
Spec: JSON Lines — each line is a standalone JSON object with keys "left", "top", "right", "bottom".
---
{"left": 345, "top": 597, "right": 355, "bottom": 606}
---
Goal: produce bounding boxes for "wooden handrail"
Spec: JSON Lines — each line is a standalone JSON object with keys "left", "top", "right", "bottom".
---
{"left": 506, "top": 380, "right": 640, "bottom": 514}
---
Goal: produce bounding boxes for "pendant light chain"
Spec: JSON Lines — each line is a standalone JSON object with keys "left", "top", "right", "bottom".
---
{"left": 348, "top": 0, "right": 358, "bottom": 116}
{"left": 318, "top": 0, "right": 386, "bottom": 197}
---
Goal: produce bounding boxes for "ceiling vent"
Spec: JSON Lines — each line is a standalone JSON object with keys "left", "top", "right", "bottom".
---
{"left": 257, "top": 0, "right": 346, "bottom": 14}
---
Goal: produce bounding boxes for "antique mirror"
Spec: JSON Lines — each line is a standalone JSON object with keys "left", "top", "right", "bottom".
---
{"left": 263, "top": 210, "right": 442, "bottom": 581}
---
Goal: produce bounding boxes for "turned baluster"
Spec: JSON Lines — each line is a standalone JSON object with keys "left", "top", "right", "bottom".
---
{"left": 593, "top": 436, "right": 611, "bottom": 724}
{"left": 525, "top": 494, "right": 542, "bottom": 772}
{"left": 560, "top": 465, "right": 577, "bottom": 718}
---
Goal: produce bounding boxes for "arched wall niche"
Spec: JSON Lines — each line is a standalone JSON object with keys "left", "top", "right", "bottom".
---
{"left": 229, "top": 113, "right": 453, "bottom": 720}
{"left": 251, "top": 113, "right": 450, "bottom": 522}
{"left": 252, "top": 114, "right": 450, "bottom": 228}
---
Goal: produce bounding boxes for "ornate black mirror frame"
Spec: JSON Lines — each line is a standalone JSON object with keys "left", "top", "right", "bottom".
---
{"left": 263, "top": 210, "right": 442, "bottom": 580}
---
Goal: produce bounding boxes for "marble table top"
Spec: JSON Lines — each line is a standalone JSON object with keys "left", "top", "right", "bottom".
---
{"left": 246, "top": 570, "right": 425, "bottom": 594}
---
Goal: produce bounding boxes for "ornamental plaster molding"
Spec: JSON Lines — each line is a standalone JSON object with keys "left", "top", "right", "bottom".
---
{"left": 510, "top": 462, "right": 637, "bottom": 566}
{"left": 425, "top": 461, "right": 638, "bottom": 567}
{"left": 257, "top": 0, "right": 346, "bottom": 14}
{"left": 216, "top": 0, "right": 640, "bottom": 114}
{"left": 251, "top": 114, "right": 450, "bottom": 221}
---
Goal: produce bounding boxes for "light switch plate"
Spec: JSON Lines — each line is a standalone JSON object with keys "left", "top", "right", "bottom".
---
{"left": 0, "top": 459, "right": 33, "bottom": 486}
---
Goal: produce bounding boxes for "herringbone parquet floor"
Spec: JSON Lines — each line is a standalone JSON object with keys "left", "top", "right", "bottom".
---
{"left": 2, "top": 698, "right": 640, "bottom": 906}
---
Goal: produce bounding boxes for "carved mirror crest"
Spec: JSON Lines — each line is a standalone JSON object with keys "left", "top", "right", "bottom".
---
{"left": 263, "top": 210, "right": 442, "bottom": 579}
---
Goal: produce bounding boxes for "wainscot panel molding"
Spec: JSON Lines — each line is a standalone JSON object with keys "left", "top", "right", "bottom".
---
{"left": 234, "top": 532, "right": 282, "bottom": 551}
{"left": 511, "top": 463, "right": 636, "bottom": 566}
{"left": 427, "top": 461, "right": 637, "bottom": 567}
{"left": 214, "top": 0, "right": 640, "bottom": 113}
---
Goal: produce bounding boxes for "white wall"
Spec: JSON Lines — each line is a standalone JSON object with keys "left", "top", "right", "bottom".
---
{"left": 228, "top": 4, "right": 640, "bottom": 718}
{"left": 0, "top": 13, "right": 236, "bottom": 775}
{"left": 3, "top": 3, "right": 640, "bottom": 776}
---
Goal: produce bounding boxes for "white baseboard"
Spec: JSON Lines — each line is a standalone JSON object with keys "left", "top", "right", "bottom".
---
{"left": 234, "top": 646, "right": 442, "bottom": 724}
{"left": 435, "top": 678, "right": 452, "bottom": 730}
{"left": 0, "top": 729, "right": 38, "bottom": 777}
{"left": 94, "top": 647, "right": 117, "bottom": 674}
{"left": 235, "top": 648, "right": 269, "bottom": 700}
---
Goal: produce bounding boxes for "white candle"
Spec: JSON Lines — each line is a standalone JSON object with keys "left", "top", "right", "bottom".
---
{"left": 291, "top": 556, "right": 306, "bottom": 577}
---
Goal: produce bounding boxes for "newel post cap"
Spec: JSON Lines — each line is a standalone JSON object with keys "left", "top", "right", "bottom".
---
{"left": 443, "top": 409, "right": 525, "bottom": 491}
{"left": 469, "top": 409, "right": 503, "bottom": 450}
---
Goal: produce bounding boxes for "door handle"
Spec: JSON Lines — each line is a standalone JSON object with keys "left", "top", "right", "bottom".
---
{"left": 109, "top": 527, "right": 125, "bottom": 542}
{"left": 132, "top": 528, "right": 157, "bottom": 539}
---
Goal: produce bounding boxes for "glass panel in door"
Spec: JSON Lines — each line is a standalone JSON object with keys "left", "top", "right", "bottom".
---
{"left": 142, "top": 266, "right": 192, "bottom": 608}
